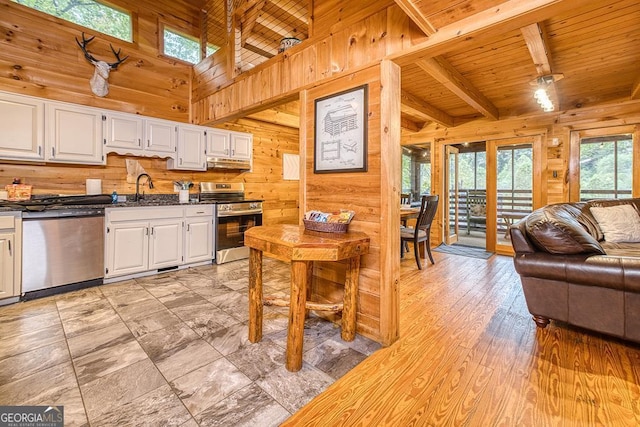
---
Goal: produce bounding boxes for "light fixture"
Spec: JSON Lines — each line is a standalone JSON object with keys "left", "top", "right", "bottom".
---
{"left": 534, "top": 75, "right": 555, "bottom": 112}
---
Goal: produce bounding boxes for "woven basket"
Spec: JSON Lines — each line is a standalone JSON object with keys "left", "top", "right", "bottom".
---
{"left": 303, "top": 219, "right": 349, "bottom": 233}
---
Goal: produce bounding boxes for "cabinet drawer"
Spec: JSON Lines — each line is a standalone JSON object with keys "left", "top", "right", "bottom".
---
{"left": 185, "top": 205, "right": 213, "bottom": 217}
{"left": 107, "top": 206, "right": 184, "bottom": 222}
{"left": 0, "top": 216, "right": 15, "bottom": 229}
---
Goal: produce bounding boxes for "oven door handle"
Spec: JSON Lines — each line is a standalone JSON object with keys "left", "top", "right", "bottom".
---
{"left": 217, "top": 209, "right": 262, "bottom": 217}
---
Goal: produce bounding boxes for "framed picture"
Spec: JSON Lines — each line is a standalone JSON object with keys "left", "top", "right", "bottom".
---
{"left": 314, "top": 84, "right": 368, "bottom": 173}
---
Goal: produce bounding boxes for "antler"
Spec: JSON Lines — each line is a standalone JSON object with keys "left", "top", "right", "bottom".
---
{"left": 75, "top": 32, "right": 128, "bottom": 68}
{"left": 108, "top": 45, "right": 128, "bottom": 69}
{"left": 75, "top": 32, "right": 98, "bottom": 63}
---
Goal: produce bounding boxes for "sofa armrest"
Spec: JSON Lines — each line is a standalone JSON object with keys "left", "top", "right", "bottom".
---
{"left": 510, "top": 219, "right": 536, "bottom": 254}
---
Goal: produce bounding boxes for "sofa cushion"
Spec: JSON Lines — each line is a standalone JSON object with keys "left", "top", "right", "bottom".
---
{"left": 525, "top": 204, "right": 605, "bottom": 255}
{"left": 590, "top": 204, "right": 640, "bottom": 243}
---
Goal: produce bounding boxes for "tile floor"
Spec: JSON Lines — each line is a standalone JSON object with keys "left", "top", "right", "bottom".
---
{"left": 0, "top": 258, "right": 381, "bottom": 426}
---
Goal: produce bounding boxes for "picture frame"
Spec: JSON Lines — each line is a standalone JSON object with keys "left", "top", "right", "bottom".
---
{"left": 314, "top": 84, "right": 368, "bottom": 173}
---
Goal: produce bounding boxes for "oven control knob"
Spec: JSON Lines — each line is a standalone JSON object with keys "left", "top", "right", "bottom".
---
{"left": 218, "top": 205, "right": 230, "bottom": 211}
{"left": 250, "top": 202, "right": 261, "bottom": 210}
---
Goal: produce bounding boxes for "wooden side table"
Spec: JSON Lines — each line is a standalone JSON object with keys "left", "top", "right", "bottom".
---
{"left": 244, "top": 224, "right": 370, "bottom": 372}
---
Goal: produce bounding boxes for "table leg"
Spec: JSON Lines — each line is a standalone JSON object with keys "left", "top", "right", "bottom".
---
{"left": 286, "top": 260, "right": 309, "bottom": 372}
{"left": 248, "top": 248, "right": 263, "bottom": 343}
{"left": 341, "top": 256, "right": 360, "bottom": 341}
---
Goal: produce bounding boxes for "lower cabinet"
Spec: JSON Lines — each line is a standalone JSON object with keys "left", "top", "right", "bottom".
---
{"left": 105, "top": 205, "right": 213, "bottom": 279}
{"left": 0, "top": 214, "right": 21, "bottom": 300}
{"left": 185, "top": 206, "right": 214, "bottom": 263}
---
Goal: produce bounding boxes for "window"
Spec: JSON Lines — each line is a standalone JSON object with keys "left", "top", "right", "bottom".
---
{"left": 579, "top": 134, "right": 632, "bottom": 200}
{"left": 401, "top": 145, "right": 431, "bottom": 202}
{"left": 570, "top": 127, "right": 638, "bottom": 201}
{"left": 163, "top": 27, "right": 219, "bottom": 65}
{"left": 13, "top": 0, "right": 132, "bottom": 42}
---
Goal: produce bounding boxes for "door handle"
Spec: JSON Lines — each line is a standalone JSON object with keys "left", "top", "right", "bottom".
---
{"left": 7, "top": 240, "right": 11, "bottom": 256}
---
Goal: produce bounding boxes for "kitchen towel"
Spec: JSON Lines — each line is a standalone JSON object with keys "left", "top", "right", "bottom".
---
{"left": 86, "top": 179, "right": 102, "bottom": 195}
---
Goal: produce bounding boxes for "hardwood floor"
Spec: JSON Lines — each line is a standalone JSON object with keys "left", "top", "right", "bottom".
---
{"left": 284, "top": 252, "right": 640, "bottom": 426}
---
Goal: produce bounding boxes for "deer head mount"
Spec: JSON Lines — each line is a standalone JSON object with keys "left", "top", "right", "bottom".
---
{"left": 75, "top": 33, "right": 128, "bottom": 97}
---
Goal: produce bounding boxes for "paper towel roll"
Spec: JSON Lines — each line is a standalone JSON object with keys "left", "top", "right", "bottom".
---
{"left": 86, "top": 179, "right": 102, "bottom": 195}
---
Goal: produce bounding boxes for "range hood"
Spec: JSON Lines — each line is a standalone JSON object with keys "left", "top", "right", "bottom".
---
{"left": 206, "top": 157, "right": 251, "bottom": 170}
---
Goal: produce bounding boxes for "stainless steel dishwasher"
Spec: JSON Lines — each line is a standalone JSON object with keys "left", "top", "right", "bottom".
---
{"left": 22, "top": 208, "right": 104, "bottom": 299}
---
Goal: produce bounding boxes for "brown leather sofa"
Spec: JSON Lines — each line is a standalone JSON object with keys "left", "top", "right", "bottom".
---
{"left": 510, "top": 198, "right": 640, "bottom": 343}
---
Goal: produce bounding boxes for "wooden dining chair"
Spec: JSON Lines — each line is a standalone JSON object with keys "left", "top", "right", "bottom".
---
{"left": 400, "top": 195, "right": 439, "bottom": 269}
{"left": 401, "top": 193, "right": 411, "bottom": 205}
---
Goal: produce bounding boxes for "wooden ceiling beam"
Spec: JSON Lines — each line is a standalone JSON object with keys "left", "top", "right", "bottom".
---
{"left": 521, "top": 22, "right": 560, "bottom": 110}
{"left": 389, "top": 0, "right": 582, "bottom": 66}
{"left": 393, "top": 0, "right": 437, "bottom": 35}
{"left": 234, "top": 0, "right": 265, "bottom": 17}
{"left": 401, "top": 90, "right": 454, "bottom": 127}
{"left": 247, "top": 108, "right": 300, "bottom": 128}
{"left": 416, "top": 57, "right": 499, "bottom": 120}
{"left": 400, "top": 116, "right": 424, "bottom": 133}
{"left": 239, "top": 1, "right": 267, "bottom": 45}
{"left": 521, "top": 22, "right": 553, "bottom": 75}
{"left": 266, "top": 0, "right": 308, "bottom": 25}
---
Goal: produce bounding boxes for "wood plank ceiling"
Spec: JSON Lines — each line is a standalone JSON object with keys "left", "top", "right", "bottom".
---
{"left": 238, "top": 0, "right": 639, "bottom": 131}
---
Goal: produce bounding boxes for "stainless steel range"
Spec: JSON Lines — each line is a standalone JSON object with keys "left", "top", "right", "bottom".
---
{"left": 199, "top": 182, "right": 263, "bottom": 264}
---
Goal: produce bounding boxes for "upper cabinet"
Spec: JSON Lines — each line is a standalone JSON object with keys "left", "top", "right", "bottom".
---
{"left": 0, "top": 92, "right": 45, "bottom": 161}
{"left": 104, "top": 112, "right": 176, "bottom": 157}
{"left": 0, "top": 92, "right": 103, "bottom": 165}
{"left": 46, "top": 102, "right": 104, "bottom": 165}
{"left": 230, "top": 132, "right": 252, "bottom": 160}
{"left": 206, "top": 129, "right": 253, "bottom": 170}
{"left": 0, "top": 91, "right": 252, "bottom": 170}
{"left": 167, "top": 125, "right": 207, "bottom": 171}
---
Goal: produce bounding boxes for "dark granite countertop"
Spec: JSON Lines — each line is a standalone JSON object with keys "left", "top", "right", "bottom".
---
{"left": 0, "top": 194, "right": 212, "bottom": 213}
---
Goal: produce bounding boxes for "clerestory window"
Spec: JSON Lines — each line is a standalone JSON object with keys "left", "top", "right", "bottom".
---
{"left": 162, "top": 26, "right": 219, "bottom": 65}
{"left": 12, "top": 0, "right": 132, "bottom": 42}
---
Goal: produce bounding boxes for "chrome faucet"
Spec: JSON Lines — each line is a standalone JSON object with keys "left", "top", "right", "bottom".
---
{"left": 134, "top": 173, "right": 154, "bottom": 202}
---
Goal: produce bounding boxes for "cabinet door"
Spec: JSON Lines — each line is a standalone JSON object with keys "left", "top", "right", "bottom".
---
{"left": 185, "top": 217, "right": 212, "bottom": 263}
{"left": 145, "top": 119, "right": 176, "bottom": 155}
{"left": 104, "top": 112, "right": 143, "bottom": 152}
{"left": 0, "top": 233, "right": 15, "bottom": 299}
{"left": 231, "top": 132, "right": 252, "bottom": 160}
{"left": 0, "top": 92, "right": 44, "bottom": 161}
{"left": 149, "top": 219, "right": 183, "bottom": 269}
{"left": 46, "top": 103, "right": 104, "bottom": 164}
{"left": 207, "top": 129, "right": 230, "bottom": 157}
{"left": 106, "top": 221, "right": 149, "bottom": 277}
{"left": 174, "top": 125, "right": 206, "bottom": 170}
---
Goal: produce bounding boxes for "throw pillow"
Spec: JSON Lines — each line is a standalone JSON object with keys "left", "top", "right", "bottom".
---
{"left": 589, "top": 204, "right": 640, "bottom": 243}
{"left": 470, "top": 204, "right": 486, "bottom": 216}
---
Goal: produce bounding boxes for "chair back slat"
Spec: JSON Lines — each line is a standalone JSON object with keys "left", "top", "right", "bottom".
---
{"left": 417, "top": 195, "right": 439, "bottom": 231}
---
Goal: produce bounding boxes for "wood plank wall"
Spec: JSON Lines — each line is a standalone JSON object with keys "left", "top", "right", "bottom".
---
{"left": 301, "top": 62, "right": 401, "bottom": 344}
{"left": 0, "top": 0, "right": 300, "bottom": 225}
{"left": 0, "top": 0, "right": 199, "bottom": 121}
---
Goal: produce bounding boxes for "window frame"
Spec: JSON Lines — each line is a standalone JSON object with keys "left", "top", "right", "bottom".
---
{"left": 12, "top": 0, "right": 135, "bottom": 43}
{"left": 159, "top": 22, "right": 218, "bottom": 65}
{"left": 569, "top": 125, "right": 639, "bottom": 201}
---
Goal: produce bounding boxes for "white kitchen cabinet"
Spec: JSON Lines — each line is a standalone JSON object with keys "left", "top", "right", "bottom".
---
{"left": 0, "top": 91, "right": 45, "bottom": 161}
{"left": 0, "top": 214, "right": 21, "bottom": 301}
{"left": 230, "top": 132, "right": 252, "bottom": 160}
{"left": 103, "top": 111, "right": 143, "bottom": 152}
{"left": 207, "top": 128, "right": 230, "bottom": 157}
{"left": 106, "top": 220, "right": 149, "bottom": 277}
{"left": 104, "top": 112, "right": 176, "bottom": 158}
{"left": 206, "top": 129, "right": 253, "bottom": 167}
{"left": 167, "top": 125, "right": 206, "bottom": 171}
{"left": 184, "top": 206, "right": 214, "bottom": 263}
{"left": 145, "top": 118, "right": 177, "bottom": 155}
{"left": 46, "top": 102, "right": 104, "bottom": 165}
{"left": 0, "top": 234, "right": 15, "bottom": 300}
{"left": 148, "top": 219, "right": 183, "bottom": 269}
{"left": 105, "top": 205, "right": 213, "bottom": 280}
